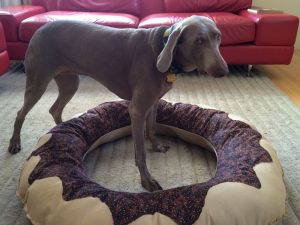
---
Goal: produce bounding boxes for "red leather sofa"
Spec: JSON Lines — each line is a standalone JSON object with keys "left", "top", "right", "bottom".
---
{"left": 0, "top": 21, "right": 9, "bottom": 75}
{"left": 0, "top": 0, "right": 299, "bottom": 65}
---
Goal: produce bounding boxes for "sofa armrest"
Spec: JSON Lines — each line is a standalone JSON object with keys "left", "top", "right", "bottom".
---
{"left": 0, "top": 5, "right": 45, "bottom": 42}
{"left": 239, "top": 10, "right": 299, "bottom": 46}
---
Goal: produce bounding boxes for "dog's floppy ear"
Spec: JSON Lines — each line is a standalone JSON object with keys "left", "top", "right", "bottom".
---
{"left": 156, "top": 26, "right": 183, "bottom": 73}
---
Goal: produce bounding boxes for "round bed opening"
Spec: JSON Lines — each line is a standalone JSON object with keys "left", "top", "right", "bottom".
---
{"left": 83, "top": 124, "right": 217, "bottom": 192}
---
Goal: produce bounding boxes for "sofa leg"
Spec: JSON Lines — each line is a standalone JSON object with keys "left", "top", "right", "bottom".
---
{"left": 247, "top": 64, "right": 253, "bottom": 76}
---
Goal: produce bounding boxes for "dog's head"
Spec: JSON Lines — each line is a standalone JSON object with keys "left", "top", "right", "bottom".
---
{"left": 157, "top": 16, "right": 229, "bottom": 77}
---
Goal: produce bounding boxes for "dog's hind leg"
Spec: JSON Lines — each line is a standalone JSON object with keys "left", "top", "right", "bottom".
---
{"left": 8, "top": 70, "right": 52, "bottom": 154}
{"left": 49, "top": 75, "right": 79, "bottom": 124}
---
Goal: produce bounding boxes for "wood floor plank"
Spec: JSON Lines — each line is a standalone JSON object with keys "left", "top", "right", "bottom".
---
{"left": 255, "top": 51, "right": 300, "bottom": 107}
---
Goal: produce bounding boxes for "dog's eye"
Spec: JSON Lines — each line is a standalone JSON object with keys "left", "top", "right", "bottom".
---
{"left": 216, "top": 34, "right": 221, "bottom": 40}
{"left": 195, "top": 39, "right": 203, "bottom": 45}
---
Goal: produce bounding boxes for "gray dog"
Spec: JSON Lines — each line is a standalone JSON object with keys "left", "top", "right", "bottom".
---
{"left": 8, "top": 16, "right": 228, "bottom": 191}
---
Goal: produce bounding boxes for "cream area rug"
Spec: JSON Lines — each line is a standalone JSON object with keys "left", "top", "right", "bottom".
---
{"left": 0, "top": 66, "right": 299, "bottom": 225}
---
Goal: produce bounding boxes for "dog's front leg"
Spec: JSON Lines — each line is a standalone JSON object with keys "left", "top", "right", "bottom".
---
{"left": 128, "top": 101, "right": 162, "bottom": 192}
{"left": 146, "top": 102, "right": 170, "bottom": 153}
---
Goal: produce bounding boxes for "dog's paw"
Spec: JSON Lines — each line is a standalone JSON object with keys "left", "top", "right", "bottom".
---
{"left": 8, "top": 140, "right": 21, "bottom": 154}
{"left": 142, "top": 178, "right": 163, "bottom": 192}
{"left": 152, "top": 143, "right": 170, "bottom": 153}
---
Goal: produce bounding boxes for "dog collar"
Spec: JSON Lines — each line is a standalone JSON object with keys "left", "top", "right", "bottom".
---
{"left": 166, "top": 73, "right": 177, "bottom": 83}
{"left": 163, "top": 26, "right": 174, "bottom": 45}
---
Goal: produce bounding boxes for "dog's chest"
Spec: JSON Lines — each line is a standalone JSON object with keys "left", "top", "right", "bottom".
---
{"left": 159, "top": 75, "right": 174, "bottom": 97}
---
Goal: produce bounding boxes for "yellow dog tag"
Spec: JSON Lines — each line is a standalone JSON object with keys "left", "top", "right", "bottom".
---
{"left": 167, "top": 73, "right": 177, "bottom": 83}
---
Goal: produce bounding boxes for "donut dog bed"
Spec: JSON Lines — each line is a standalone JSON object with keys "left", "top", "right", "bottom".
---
{"left": 17, "top": 100, "right": 286, "bottom": 225}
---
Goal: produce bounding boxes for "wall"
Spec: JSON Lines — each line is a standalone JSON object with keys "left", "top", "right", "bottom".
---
{"left": 0, "top": 0, "right": 20, "bottom": 7}
{"left": 0, "top": 0, "right": 31, "bottom": 7}
{"left": 253, "top": 0, "right": 300, "bottom": 49}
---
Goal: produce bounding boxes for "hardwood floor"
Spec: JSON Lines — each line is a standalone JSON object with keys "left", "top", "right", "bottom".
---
{"left": 255, "top": 50, "right": 300, "bottom": 107}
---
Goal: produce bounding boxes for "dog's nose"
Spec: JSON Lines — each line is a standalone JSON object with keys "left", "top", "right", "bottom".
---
{"left": 216, "top": 66, "right": 229, "bottom": 77}
{"left": 208, "top": 65, "right": 229, "bottom": 77}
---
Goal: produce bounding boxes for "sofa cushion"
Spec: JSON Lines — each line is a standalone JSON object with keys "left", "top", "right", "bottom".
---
{"left": 0, "top": 5, "right": 45, "bottom": 41}
{"left": 139, "top": 13, "right": 255, "bottom": 46}
{"left": 164, "top": 0, "right": 252, "bottom": 13}
{"left": 58, "top": 0, "right": 141, "bottom": 16}
{"left": 140, "top": 0, "right": 165, "bottom": 17}
{"left": 209, "top": 12, "right": 255, "bottom": 46}
{"left": 31, "top": 0, "right": 59, "bottom": 11}
{"left": 139, "top": 13, "right": 209, "bottom": 28}
{"left": 19, "top": 11, "right": 140, "bottom": 42}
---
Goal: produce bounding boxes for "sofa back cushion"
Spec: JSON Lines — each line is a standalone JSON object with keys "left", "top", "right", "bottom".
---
{"left": 164, "top": 0, "right": 252, "bottom": 13}
{"left": 140, "top": 0, "right": 165, "bottom": 17}
{"left": 32, "top": 0, "right": 251, "bottom": 16}
{"left": 31, "top": 0, "right": 59, "bottom": 11}
{"left": 57, "top": 0, "right": 141, "bottom": 16}
{"left": 32, "top": 0, "right": 140, "bottom": 15}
